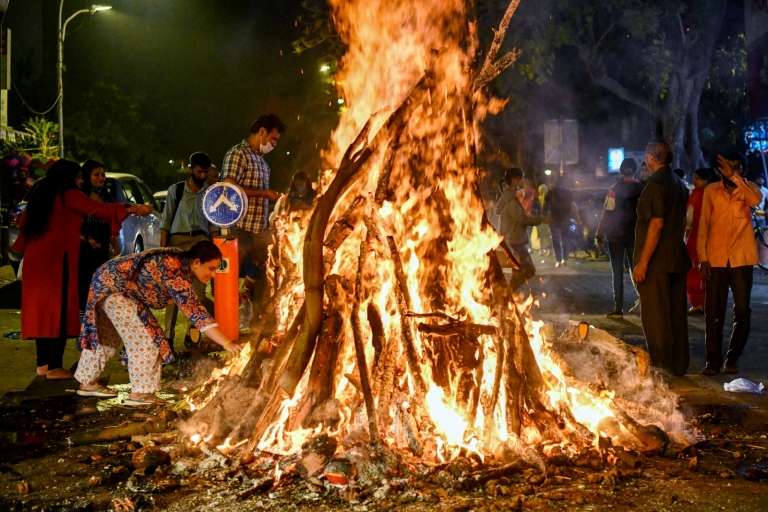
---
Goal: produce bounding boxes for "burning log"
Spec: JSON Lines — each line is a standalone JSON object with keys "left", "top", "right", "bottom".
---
{"left": 351, "top": 241, "right": 380, "bottom": 443}
{"left": 293, "top": 278, "right": 345, "bottom": 429}
{"left": 399, "top": 400, "right": 422, "bottom": 456}
{"left": 386, "top": 235, "right": 427, "bottom": 399}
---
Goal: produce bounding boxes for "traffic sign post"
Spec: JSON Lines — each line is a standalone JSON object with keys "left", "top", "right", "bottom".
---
{"left": 203, "top": 183, "right": 248, "bottom": 341}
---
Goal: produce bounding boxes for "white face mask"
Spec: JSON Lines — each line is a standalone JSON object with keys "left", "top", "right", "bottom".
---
{"left": 259, "top": 133, "right": 274, "bottom": 155}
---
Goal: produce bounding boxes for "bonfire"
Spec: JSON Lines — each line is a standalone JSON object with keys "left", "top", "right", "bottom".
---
{"left": 180, "top": 0, "right": 697, "bottom": 485}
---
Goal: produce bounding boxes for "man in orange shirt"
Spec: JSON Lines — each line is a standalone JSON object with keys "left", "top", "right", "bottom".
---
{"left": 697, "top": 153, "right": 763, "bottom": 375}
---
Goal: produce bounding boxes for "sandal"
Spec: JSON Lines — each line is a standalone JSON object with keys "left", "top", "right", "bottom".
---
{"left": 76, "top": 385, "right": 118, "bottom": 398}
{"left": 121, "top": 395, "right": 167, "bottom": 407}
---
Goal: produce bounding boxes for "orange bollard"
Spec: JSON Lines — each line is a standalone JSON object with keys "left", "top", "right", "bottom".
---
{"left": 213, "top": 235, "right": 240, "bottom": 341}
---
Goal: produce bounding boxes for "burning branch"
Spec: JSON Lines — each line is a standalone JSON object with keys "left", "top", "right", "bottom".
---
{"left": 473, "top": 0, "right": 524, "bottom": 91}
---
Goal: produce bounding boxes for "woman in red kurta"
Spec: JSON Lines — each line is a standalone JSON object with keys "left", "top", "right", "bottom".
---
{"left": 12, "top": 159, "right": 153, "bottom": 379}
{"left": 685, "top": 168, "right": 716, "bottom": 313}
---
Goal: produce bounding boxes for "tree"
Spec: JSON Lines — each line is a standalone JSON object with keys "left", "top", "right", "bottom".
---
{"left": 546, "top": 0, "right": 729, "bottom": 169}
{"left": 65, "top": 83, "right": 173, "bottom": 190}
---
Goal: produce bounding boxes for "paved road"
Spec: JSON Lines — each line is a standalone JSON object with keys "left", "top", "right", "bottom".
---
{"left": 527, "top": 252, "right": 768, "bottom": 384}
{"left": 0, "top": 254, "right": 767, "bottom": 396}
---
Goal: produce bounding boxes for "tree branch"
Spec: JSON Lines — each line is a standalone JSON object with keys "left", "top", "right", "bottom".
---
{"left": 593, "top": 74, "right": 654, "bottom": 115}
{"left": 473, "top": 49, "right": 522, "bottom": 92}
{"left": 474, "top": 0, "right": 522, "bottom": 90}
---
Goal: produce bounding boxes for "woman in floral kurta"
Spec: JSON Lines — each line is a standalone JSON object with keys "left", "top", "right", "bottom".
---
{"left": 75, "top": 242, "right": 241, "bottom": 405}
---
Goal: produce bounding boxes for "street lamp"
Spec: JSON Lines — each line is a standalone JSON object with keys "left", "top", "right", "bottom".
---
{"left": 57, "top": 2, "right": 112, "bottom": 158}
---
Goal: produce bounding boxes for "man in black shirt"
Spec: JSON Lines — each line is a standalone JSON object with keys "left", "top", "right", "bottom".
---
{"left": 596, "top": 158, "right": 645, "bottom": 318}
{"left": 633, "top": 141, "right": 692, "bottom": 376}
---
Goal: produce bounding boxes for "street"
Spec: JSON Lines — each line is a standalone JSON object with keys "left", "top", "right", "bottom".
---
{"left": 1, "top": 255, "right": 768, "bottom": 511}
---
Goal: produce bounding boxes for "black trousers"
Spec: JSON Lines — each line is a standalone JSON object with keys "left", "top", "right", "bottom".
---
{"left": 636, "top": 270, "right": 689, "bottom": 376}
{"left": 36, "top": 254, "right": 70, "bottom": 370}
{"left": 550, "top": 225, "right": 570, "bottom": 262}
{"left": 705, "top": 264, "right": 753, "bottom": 368}
{"left": 508, "top": 243, "right": 536, "bottom": 291}
{"left": 607, "top": 236, "right": 636, "bottom": 311}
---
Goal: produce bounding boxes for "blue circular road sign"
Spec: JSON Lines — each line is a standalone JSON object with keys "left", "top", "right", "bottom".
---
{"left": 202, "top": 182, "right": 248, "bottom": 228}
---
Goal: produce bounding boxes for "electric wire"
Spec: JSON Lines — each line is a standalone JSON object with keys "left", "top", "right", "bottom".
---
{"left": 11, "top": 77, "right": 60, "bottom": 116}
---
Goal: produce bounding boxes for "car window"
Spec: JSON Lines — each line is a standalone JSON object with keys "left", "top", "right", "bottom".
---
{"left": 121, "top": 179, "right": 145, "bottom": 205}
{"left": 105, "top": 178, "right": 117, "bottom": 201}
{"left": 138, "top": 181, "right": 157, "bottom": 208}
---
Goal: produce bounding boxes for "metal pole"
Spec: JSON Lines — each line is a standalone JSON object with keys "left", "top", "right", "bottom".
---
{"left": 759, "top": 138, "right": 768, "bottom": 185}
{"left": 57, "top": 0, "right": 64, "bottom": 158}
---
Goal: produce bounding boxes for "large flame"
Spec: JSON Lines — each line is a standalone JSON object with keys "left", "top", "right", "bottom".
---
{"left": 185, "top": 0, "right": 687, "bottom": 462}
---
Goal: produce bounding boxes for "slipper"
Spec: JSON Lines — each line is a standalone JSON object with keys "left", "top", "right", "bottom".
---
{"left": 77, "top": 385, "right": 117, "bottom": 398}
{"left": 121, "top": 396, "right": 166, "bottom": 407}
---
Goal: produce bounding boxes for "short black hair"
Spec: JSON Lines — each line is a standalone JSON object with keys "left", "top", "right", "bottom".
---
{"left": 646, "top": 141, "right": 673, "bottom": 165}
{"left": 694, "top": 168, "right": 717, "bottom": 184}
{"left": 189, "top": 152, "right": 212, "bottom": 170}
{"left": 619, "top": 158, "right": 637, "bottom": 176}
{"left": 725, "top": 152, "right": 746, "bottom": 169}
{"left": 250, "top": 114, "right": 286, "bottom": 135}
{"left": 504, "top": 167, "right": 524, "bottom": 184}
{"left": 673, "top": 168, "right": 685, "bottom": 180}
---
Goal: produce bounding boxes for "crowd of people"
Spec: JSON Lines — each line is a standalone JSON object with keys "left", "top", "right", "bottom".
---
{"left": 496, "top": 141, "right": 765, "bottom": 378}
{"left": 10, "top": 113, "right": 310, "bottom": 405}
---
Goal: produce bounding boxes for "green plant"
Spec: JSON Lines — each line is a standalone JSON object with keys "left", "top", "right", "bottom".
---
{"left": 22, "top": 116, "right": 59, "bottom": 159}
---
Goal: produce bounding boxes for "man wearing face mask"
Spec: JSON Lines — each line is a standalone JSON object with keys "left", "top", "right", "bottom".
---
{"left": 221, "top": 114, "right": 285, "bottom": 312}
{"left": 161, "top": 151, "right": 216, "bottom": 347}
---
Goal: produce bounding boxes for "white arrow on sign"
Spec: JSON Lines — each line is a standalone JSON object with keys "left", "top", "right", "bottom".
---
{"left": 209, "top": 194, "right": 238, "bottom": 213}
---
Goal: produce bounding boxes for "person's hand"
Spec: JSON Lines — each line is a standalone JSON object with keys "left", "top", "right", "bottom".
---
{"left": 716, "top": 155, "right": 736, "bottom": 180}
{"left": 222, "top": 340, "right": 242, "bottom": 356}
{"left": 239, "top": 289, "right": 251, "bottom": 303}
{"left": 633, "top": 261, "right": 648, "bottom": 283}
{"left": 595, "top": 239, "right": 603, "bottom": 253}
{"left": 542, "top": 217, "right": 552, "bottom": 224}
{"left": 87, "top": 238, "right": 101, "bottom": 250}
{"left": 136, "top": 204, "right": 154, "bottom": 216}
{"left": 700, "top": 261, "right": 712, "bottom": 281}
{"left": 262, "top": 190, "right": 282, "bottom": 202}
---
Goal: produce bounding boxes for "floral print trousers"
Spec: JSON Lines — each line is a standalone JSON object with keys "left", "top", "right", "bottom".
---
{"left": 75, "top": 294, "right": 162, "bottom": 393}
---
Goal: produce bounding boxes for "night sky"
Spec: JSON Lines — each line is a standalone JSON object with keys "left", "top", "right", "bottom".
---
{"left": 5, "top": 0, "right": 334, "bottom": 190}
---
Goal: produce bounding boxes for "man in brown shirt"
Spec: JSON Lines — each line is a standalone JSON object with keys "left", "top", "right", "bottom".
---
{"left": 697, "top": 153, "right": 763, "bottom": 375}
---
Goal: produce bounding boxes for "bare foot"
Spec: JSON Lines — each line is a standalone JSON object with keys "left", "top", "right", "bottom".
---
{"left": 47, "top": 368, "right": 75, "bottom": 380}
{"left": 36, "top": 365, "right": 48, "bottom": 376}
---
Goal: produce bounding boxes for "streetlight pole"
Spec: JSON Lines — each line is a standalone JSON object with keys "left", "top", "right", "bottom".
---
{"left": 57, "top": 2, "right": 111, "bottom": 158}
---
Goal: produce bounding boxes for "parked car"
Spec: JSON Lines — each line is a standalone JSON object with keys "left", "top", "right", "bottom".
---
{"left": 6, "top": 172, "right": 161, "bottom": 276}
{"left": 153, "top": 190, "right": 168, "bottom": 214}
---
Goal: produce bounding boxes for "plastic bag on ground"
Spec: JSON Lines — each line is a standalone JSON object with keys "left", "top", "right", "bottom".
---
{"left": 723, "top": 378, "right": 764, "bottom": 394}
{"left": 239, "top": 296, "right": 253, "bottom": 333}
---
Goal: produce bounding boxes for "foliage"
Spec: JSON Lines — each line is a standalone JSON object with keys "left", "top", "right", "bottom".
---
{"left": 291, "top": 1, "right": 343, "bottom": 58}
{"left": 700, "top": 33, "right": 748, "bottom": 152}
{"left": 23, "top": 116, "right": 59, "bottom": 159}
{"left": 65, "top": 83, "right": 173, "bottom": 191}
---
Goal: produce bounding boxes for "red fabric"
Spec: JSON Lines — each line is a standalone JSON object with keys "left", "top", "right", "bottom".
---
{"left": 685, "top": 187, "right": 704, "bottom": 266}
{"left": 686, "top": 267, "right": 705, "bottom": 309}
{"left": 13, "top": 189, "right": 129, "bottom": 339}
{"left": 516, "top": 187, "right": 536, "bottom": 216}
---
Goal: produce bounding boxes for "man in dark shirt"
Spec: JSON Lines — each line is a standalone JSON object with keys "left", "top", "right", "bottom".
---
{"left": 633, "top": 141, "right": 692, "bottom": 376}
{"left": 596, "top": 158, "right": 645, "bottom": 318}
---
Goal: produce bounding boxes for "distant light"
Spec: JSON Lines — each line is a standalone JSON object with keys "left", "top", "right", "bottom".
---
{"left": 544, "top": 170, "right": 552, "bottom": 176}
{"left": 169, "top": 160, "right": 173, "bottom": 164}
{"left": 320, "top": 65, "right": 330, "bottom": 72}
{"left": 286, "top": 151, "right": 290, "bottom": 155}
{"left": 337, "top": 98, "right": 345, "bottom": 105}
{"left": 90, "top": 5, "right": 112, "bottom": 12}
